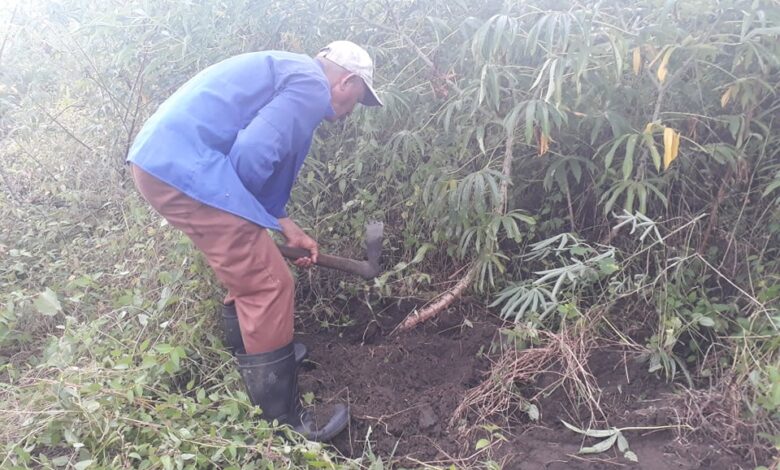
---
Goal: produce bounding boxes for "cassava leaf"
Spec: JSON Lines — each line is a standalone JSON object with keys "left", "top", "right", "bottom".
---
{"left": 580, "top": 433, "right": 618, "bottom": 454}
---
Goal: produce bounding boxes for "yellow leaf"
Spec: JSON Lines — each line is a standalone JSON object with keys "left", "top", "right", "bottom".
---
{"left": 538, "top": 133, "right": 550, "bottom": 156}
{"left": 632, "top": 47, "right": 641, "bottom": 75}
{"left": 672, "top": 131, "right": 681, "bottom": 162}
{"left": 663, "top": 127, "right": 673, "bottom": 169}
{"left": 657, "top": 64, "right": 667, "bottom": 83}
{"left": 657, "top": 48, "right": 674, "bottom": 83}
{"left": 720, "top": 86, "right": 733, "bottom": 108}
{"left": 644, "top": 122, "right": 655, "bottom": 134}
{"left": 663, "top": 127, "right": 680, "bottom": 170}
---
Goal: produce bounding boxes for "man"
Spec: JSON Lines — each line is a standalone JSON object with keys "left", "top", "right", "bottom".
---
{"left": 127, "top": 40, "right": 382, "bottom": 441}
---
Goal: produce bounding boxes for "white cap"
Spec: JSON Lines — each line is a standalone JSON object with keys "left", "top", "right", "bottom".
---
{"left": 317, "top": 40, "right": 383, "bottom": 107}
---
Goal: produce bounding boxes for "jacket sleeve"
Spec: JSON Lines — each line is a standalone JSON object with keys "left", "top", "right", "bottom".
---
{"left": 228, "top": 71, "right": 330, "bottom": 218}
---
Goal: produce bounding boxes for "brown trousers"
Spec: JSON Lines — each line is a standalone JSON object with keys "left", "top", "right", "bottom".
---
{"left": 130, "top": 164, "right": 294, "bottom": 353}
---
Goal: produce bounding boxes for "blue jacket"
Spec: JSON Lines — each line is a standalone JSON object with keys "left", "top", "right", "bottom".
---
{"left": 127, "top": 51, "right": 335, "bottom": 231}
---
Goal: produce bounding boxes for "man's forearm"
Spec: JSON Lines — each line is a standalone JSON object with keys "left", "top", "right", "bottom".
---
{"left": 277, "top": 217, "right": 301, "bottom": 241}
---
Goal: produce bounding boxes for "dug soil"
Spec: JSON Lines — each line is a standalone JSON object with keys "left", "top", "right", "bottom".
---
{"left": 295, "top": 300, "right": 751, "bottom": 469}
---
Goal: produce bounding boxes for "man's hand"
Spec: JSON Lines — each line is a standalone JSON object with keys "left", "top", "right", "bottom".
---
{"left": 278, "top": 218, "right": 318, "bottom": 268}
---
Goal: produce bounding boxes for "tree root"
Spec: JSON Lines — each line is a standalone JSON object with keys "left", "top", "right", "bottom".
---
{"left": 396, "top": 264, "right": 476, "bottom": 331}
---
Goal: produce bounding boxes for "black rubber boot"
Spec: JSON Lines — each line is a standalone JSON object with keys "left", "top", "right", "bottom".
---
{"left": 237, "top": 343, "right": 349, "bottom": 442}
{"left": 221, "top": 303, "right": 307, "bottom": 363}
{"left": 221, "top": 303, "right": 245, "bottom": 354}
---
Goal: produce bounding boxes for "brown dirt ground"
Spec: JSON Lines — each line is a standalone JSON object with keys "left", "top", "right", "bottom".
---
{"left": 295, "top": 299, "right": 755, "bottom": 469}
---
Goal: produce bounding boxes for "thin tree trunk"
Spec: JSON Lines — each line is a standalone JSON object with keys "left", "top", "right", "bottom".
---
{"left": 398, "top": 134, "right": 515, "bottom": 331}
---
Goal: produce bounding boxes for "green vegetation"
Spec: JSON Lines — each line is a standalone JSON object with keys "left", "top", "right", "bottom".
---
{"left": 1, "top": 0, "right": 778, "bottom": 467}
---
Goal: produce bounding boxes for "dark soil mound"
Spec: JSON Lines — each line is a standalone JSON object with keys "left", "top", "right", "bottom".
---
{"left": 295, "top": 300, "right": 752, "bottom": 469}
{"left": 297, "top": 299, "right": 494, "bottom": 461}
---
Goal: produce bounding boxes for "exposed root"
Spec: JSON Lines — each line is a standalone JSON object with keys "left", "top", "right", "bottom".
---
{"left": 396, "top": 265, "right": 476, "bottom": 331}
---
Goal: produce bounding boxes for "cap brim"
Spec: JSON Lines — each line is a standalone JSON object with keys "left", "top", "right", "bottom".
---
{"left": 361, "top": 82, "right": 383, "bottom": 107}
